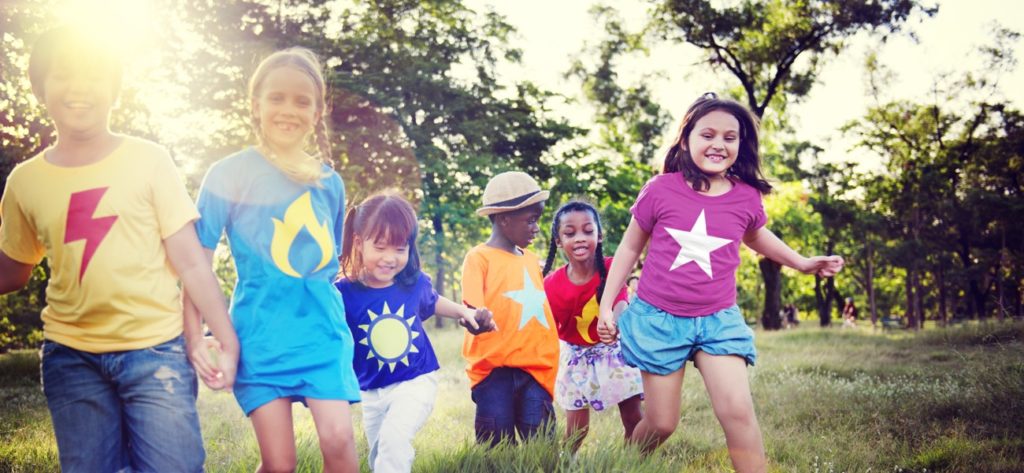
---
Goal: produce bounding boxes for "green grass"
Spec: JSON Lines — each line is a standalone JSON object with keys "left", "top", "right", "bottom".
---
{"left": 2, "top": 321, "right": 1023, "bottom": 472}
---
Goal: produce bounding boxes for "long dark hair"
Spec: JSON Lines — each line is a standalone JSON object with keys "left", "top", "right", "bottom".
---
{"left": 542, "top": 200, "right": 609, "bottom": 301}
{"left": 662, "top": 93, "right": 772, "bottom": 195}
{"left": 340, "top": 190, "right": 421, "bottom": 287}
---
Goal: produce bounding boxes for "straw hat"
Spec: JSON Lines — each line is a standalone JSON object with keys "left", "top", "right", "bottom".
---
{"left": 476, "top": 171, "right": 550, "bottom": 216}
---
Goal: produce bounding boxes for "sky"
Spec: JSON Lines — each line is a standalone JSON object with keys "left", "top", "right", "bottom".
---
{"left": 466, "top": 0, "right": 1024, "bottom": 169}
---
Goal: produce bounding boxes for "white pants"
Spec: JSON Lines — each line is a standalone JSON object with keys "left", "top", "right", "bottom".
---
{"left": 361, "top": 372, "right": 439, "bottom": 473}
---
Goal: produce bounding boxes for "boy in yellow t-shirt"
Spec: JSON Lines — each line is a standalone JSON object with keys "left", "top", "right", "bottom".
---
{"left": 0, "top": 27, "right": 238, "bottom": 473}
{"left": 461, "top": 171, "right": 560, "bottom": 446}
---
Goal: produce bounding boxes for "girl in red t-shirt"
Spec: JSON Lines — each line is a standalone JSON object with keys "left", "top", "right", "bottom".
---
{"left": 542, "top": 200, "right": 644, "bottom": 453}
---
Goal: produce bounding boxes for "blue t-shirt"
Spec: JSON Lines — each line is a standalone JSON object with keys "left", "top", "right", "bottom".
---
{"left": 336, "top": 273, "right": 441, "bottom": 391}
{"left": 196, "top": 147, "right": 359, "bottom": 414}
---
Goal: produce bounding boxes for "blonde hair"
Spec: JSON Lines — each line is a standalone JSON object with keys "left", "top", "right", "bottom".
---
{"left": 249, "top": 47, "right": 333, "bottom": 184}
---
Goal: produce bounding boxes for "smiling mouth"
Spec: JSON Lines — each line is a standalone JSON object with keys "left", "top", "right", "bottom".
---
{"left": 705, "top": 154, "right": 727, "bottom": 163}
{"left": 273, "top": 122, "right": 301, "bottom": 131}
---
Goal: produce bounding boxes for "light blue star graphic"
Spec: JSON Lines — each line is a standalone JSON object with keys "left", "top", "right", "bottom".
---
{"left": 504, "top": 268, "right": 550, "bottom": 330}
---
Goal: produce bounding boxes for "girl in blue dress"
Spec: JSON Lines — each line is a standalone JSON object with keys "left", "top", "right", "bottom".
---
{"left": 186, "top": 48, "right": 360, "bottom": 472}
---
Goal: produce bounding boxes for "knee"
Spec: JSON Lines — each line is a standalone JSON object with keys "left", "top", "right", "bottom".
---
{"left": 714, "top": 399, "right": 758, "bottom": 429}
{"left": 319, "top": 425, "right": 356, "bottom": 456}
{"left": 648, "top": 416, "right": 679, "bottom": 438}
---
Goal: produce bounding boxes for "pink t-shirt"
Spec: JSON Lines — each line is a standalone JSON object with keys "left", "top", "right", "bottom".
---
{"left": 631, "top": 173, "right": 767, "bottom": 316}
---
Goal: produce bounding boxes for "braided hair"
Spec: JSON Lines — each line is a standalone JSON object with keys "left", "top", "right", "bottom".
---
{"left": 542, "top": 200, "right": 609, "bottom": 301}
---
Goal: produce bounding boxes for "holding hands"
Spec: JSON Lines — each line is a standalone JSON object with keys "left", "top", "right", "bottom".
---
{"left": 186, "top": 335, "right": 238, "bottom": 392}
{"left": 460, "top": 307, "right": 498, "bottom": 335}
{"left": 597, "top": 307, "right": 618, "bottom": 344}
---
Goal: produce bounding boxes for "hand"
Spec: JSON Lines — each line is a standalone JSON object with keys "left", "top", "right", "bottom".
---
{"left": 597, "top": 308, "right": 618, "bottom": 343}
{"left": 803, "top": 255, "right": 845, "bottom": 277}
{"left": 460, "top": 307, "right": 497, "bottom": 335}
{"left": 187, "top": 336, "right": 237, "bottom": 391}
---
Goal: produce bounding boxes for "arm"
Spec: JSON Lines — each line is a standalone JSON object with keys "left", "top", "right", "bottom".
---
{"left": 0, "top": 251, "right": 34, "bottom": 294}
{"left": 597, "top": 218, "right": 650, "bottom": 342}
{"left": 165, "top": 224, "right": 239, "bottom": 391}
{"left": 742, "top": 226, "right": 844, "bottom": 277}
{"left": 181, "top": 248, "right": 229, "bottom": 389}
{"left": 435, "top": 295, "right": 496, "bottom": 334}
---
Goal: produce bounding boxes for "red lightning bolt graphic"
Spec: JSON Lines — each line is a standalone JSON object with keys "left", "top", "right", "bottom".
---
{"left": 64, "top": 188, "right": 118, "bottom": 282}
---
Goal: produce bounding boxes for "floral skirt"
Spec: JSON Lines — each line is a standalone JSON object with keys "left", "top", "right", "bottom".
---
{"left": 556, "top": 340, "right": 644, "bottom": 411}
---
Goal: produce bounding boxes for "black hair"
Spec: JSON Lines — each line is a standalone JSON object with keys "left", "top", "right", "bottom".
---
{"left": 542, "top": 200, "right": 608, "bottom": 301}
{"left": 340, "top": 191, "right": 421, "bottom": 287}
{"left": 662, "top": 92, "right": 772, "bottom": 195}
{"left": 28, "top": 26, "right": 123, "bottom": 102}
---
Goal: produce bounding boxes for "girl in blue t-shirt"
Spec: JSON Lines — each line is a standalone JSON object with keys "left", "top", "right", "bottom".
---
{"left": 335, "top": 191, "right": 494, "bottom": 473}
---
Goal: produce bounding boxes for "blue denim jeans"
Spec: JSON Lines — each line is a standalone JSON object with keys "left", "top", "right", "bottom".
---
{"left": 41, "top": 335, "right": 204, "bottom": 473}
{"left": 470, "top": 367, "right": 555, "bottom": 447}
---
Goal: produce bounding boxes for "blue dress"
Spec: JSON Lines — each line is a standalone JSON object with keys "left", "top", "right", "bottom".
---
{"left": 196, "top": 147, "right": 360, "bottom": 415}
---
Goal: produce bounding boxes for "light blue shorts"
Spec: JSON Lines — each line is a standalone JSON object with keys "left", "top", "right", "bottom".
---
{"left": 618, "top": 298, "right": 756, "bottom": 375}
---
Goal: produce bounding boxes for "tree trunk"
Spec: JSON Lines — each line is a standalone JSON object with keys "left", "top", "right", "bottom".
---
{"left": 759, "top": 258, "right": 783, "bottom": 330}
{"left": 432, "top": 213, "right": 445, "bottom": 328}
{"left": 905, "top": 270, "right": 916, "bottom": 329}
{"left": 866, "top": 241, "right": 878, "bottom": 327}
{"left": 938, "top": 265, "right": 948, "bottom": 326}
{"left": 913, "top": 270, "right": 923, "bottom": 330}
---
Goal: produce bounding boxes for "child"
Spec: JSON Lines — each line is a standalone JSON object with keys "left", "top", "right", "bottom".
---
{"left": 0, "top": 26, "right": 238, "bottom": 472}
{"left": 541, "top": 200, "right": 643, "bottom": 453}
{"left": 187, "top": 48, "right": 359, "bottom": 472}
{"left": 461, "top": 171, "right": 560, "bottom": 446}
{"left": 597, "top": 93, "right": 844, "bottom": 473}
{"left": 335, "top": 191, "right": 495, "bottom": 473}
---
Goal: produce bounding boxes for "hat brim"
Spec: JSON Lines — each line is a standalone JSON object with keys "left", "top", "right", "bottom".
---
{"left": 476, "top": 191, "right": 550, "bottom": 216}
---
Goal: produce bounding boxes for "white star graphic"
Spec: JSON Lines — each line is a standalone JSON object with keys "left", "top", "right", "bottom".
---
{"left": 503, "top": 268, "right": 550, "bottom": 330}
{"left": 664, "top": 209, "right": 732, "bottom": 277}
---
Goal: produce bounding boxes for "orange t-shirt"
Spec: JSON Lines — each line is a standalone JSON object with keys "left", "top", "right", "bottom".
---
{"left": 461, "top": 244, "right": 559, "bottom": 397}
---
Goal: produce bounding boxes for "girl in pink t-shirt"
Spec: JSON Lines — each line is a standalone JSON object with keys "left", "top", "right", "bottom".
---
{"left": 597, "top": 93, "right": 844, "bottom": 472}
{"left": 541, "top": 200, "right": 644, "bottom": 454}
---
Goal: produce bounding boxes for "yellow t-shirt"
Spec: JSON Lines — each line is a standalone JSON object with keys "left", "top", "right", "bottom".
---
{"left": 0, "top": 136, "right": 199, "bottom": 352}
{"left": 461, "top": 244, "right": 559, "bottom": 397}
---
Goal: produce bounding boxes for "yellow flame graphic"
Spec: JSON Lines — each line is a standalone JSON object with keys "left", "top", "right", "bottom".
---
{"left": 270, "top": 191, "right": 333, "bottom": 277}
{"left": 575, "top": 295, "right": 598, "bottom": 344}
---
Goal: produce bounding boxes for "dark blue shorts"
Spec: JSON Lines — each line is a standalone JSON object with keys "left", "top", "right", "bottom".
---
{"left": 618, "top": 298, "right": 757, "bottom": 375}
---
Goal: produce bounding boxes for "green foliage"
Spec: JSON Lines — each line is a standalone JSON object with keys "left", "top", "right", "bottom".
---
{"left": 651, "top": 0, "right": 936, "bottom": 116}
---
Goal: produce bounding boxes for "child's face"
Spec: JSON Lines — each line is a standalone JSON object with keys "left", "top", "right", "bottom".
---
{"left": 686, "top": 109, "right": 740, "bottom": 178}
{"left": 357, "top": 236, "right": 409, "bottom": 288}
{"left": 42, "top": 56, "right": 116, "bottom": 137}
{"left": 557, "top": 210, "right": 600, "bottom": 267}
{"left": 254, "top": 66, "right": 319, "bottom": 154}
{"left": 498, "top": 202, "right": 544, "bottom": 249}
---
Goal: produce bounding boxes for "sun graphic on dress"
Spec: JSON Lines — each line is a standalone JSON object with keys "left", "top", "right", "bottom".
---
{"left": 358, "top": 302, "right": 420, "bottom": 372}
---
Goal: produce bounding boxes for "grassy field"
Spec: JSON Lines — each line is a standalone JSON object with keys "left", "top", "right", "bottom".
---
{"left": 2, "top": 321, "right": 1023, "bottom": 472}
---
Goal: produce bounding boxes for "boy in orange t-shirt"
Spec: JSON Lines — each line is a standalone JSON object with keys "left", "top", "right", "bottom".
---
{"left": 461, "top": 171, "right": 559, "bottom": 446}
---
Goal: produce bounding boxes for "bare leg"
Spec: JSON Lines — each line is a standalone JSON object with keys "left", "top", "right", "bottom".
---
{"left": 694, "top": 352, "right": 766, "bottom": 473}
{"left": 628, "top": 368, "right": 685, "bottom": 454}
{"left": 250, "top": 399, "right": 296, "bottom": 473}
{"left": 564, "top": 408, "right": 590, "bottom": 453}
{"left": 617, "top": 394, "right": 643, "bottom": 439}
{"left": 307, "top": 399, "right": 358, "bottom": 473}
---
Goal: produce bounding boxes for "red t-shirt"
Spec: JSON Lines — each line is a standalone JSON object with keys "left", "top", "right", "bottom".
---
{"left": 544, "top": 257, "right": 628, "bottom": 346}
